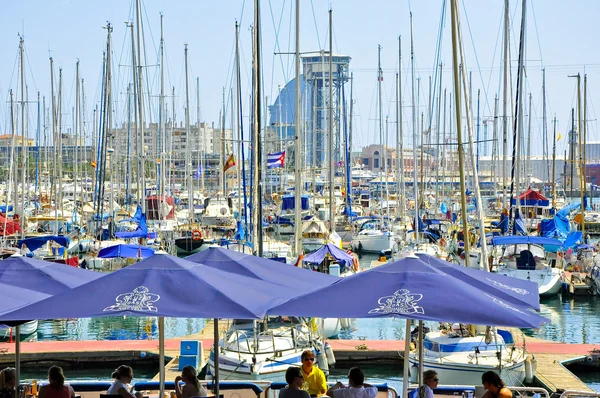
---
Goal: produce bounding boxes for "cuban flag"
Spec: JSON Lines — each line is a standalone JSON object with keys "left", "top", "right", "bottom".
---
{"left": 267, "top": 151, "right": 285, "bottom": 169}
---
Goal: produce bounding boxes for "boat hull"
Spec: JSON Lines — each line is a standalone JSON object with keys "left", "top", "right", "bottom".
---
{"left": 496, "top": 267, "right": 563, "bottom": 297}
{"left": 351, "top": 231, "right": 398, "bottom": 254}
{"left": 408, "top": 356, "right": 526, "bottom": 386}
{"left": 0, "top": 320, "right": 38, "bottom": 339}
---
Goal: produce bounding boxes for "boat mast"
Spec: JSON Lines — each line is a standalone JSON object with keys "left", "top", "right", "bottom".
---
{"left": 50, "top": 58, "right": 58, "bottom": 234}
{"left": 235, "top": 22, "right": 243, "bottom": 225}
{"left": 198, "top": 77, "right": 204, "bottom": 192}
{"left": 397, "top": 36, "right": 406, "bottom": 220}
{"left": 184, "top": 44, "right": 193, "bottom": 226}
{"left": 455, "top": 0, "right": 489, "bottom": 268}
{"left": 542, "top": 68, "right": 548, "bottom": 184}
{"left": 450, "top": 0, "right": 470, "bottom": 265}
{"left": 253, "top": 0, "right": 264, "bottom": 256}
{"left": 410, "top": 13, "right": 419, "bottom": 241}
{"left": 294, "top": 0, "right": 303, "bottom": 256}
{"left": 551, "top": 116, "right": 557, "bottom": 208}
{"left": 584, "top": 74, "right": 588, "bottom": 209}
{"left": 19, "top": 37, "right": 26, "bottom": 237}
{"left": 135, "top": 0, "right": 146, "bottom": 213}
{"left": 377, "top": 44, "right": 384, "bottom": 228}
{"left": 434, "top": 64, "right": 442, "bottom": 213}
{"left": 159, "top": 14, "right": 166, "bottom": 211}
{"left": 328, "top": 9, "right": 335, "bottom": 233}
{"left": 492, "top": 95, "right": 499, "bottom": 200}
{"left": 75, "top": 60, "right": 80, "bottom": 216}
{"left": 442, "top": 89, "right": 447, "bottom": 203}
{"left": 502, "top": 0, "right": 509, "bottom": 209}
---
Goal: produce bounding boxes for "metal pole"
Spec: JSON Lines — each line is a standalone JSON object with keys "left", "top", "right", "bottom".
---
{"left": 294, "top": 0, "right": 303, "bottom": 256}
{"left": 328, "top": 9, "right": 335, "bottom": 231}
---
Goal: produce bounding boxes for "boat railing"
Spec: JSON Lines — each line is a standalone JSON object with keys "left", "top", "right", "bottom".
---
{"left": 508, "top": 386, "right": 551, "bottom": 398}
{"left": 558, "top": 391, "right": 600, "bottom": 398}
{"left": 225, "top": 329, "right": 253, "bottom": 359}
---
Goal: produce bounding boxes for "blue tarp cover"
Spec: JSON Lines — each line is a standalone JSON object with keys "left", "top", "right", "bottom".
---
{"left": 491, "top": 236, "right": 563, "bottom": 247}
{"left": 115, "top": 213, "right": 149, "bottom": 239}
{"left": 303, "top": 243, "right": 354, "bottom": 269}
{"left": 281, "top": 195, "right": 310, "bottom": 211}
{"left": 19, "top": 235, "right": 70, "bottom": 252}
{"left": 98, "top": 244, "right": 155, "bottom": 259}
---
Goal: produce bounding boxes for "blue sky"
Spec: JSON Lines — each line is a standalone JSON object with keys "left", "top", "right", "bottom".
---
{"left": 1, "top": 0, "right": 600, "bottom": 157}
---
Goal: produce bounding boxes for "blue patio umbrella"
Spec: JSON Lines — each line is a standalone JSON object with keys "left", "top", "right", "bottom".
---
{"left": 267, "top": 256, "right": 547, "bottom": 328}
{"left": 0, "top": 254, "right": 293, "bottom": 321}
{"left": 415, "top": 253, "right": 540, "bottom": 310}
{"left": 98, "top": 244, "right": 155, "bottom": 259}
{"left": 302, "top": 243, "right": 354, "bottom": 270}
{"left": 186, "top": 247, "right": 339, "bottom": 292}
{"left": 0, "top": 255, "right": 102, "bottom": 387}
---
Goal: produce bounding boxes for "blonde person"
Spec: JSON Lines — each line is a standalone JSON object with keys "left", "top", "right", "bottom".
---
{"left": 0, "top": 368, "right": 16, "bottom": 398}
{"left": 38, "top": 366, "right": 75, "bottom": 398}
{"left": 174, "top": 366, "right": 207, "bottom": 398}
{"left": 300, "top": 350, "right": 327, "bottom": 397}
{"left": 106, "top": 365, "right": 143, "bottom": 398}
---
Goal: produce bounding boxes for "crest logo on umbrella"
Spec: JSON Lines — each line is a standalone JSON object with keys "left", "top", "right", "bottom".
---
{"left": 103, "top": 286, "right": 160, "bottom": 312}
{"left": 369, "top": 289, "right": 424, "bottom": 315}
{"left": 485, "top": 293, "right": 526, "bottom": 314}
{"left": 485, "top": 278, "right": 530, "bottom": 295}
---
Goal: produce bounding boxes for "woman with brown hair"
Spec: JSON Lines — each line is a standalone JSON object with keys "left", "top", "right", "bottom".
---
{"left": 174, "top": 366, "right": 207, "bottom": 398}
{"left": 106, "top": 365, "right": 143, "bottom": 398}
{"left": 38, "top": 366, "right": 75, "bottom": 398}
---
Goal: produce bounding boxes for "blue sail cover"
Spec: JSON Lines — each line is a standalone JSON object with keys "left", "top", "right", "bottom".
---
{"left": 0, "top": 254, "right": 295, "bottom": 321}
{"left": 98, "top": 244, "right": 155, "bottom": 259}
{"left": 267, "top": 256, "right": 547, "bottom": 328}
{"left": 303, "top": 243, "right": 354, "bottom": 269}
{"left": 115, "top": 213, "right": 149, "bottom": 239}
{"left": 540, "top": 202, "right": 579, "bottom": 238}
{"left": 130, "top": 205, "right": 143, "bottom": 223}
{"left": 281, "top": 195, "right": 310, "bottom": 211}
{"left": 491, "top": 236, "right": 563, "bottom": 247}
{"left": 19, "top": 236, "right": 70, "bottom": 252}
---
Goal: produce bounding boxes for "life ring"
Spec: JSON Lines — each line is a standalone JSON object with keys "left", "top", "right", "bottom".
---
{"left": 352, "top": 256, "right": 359, "bottom": 272}
{"left": 439, "top": 238, "right": 446, "bottom": 247}
{"left": 192, "top": 230, "right": 202, "bottom": 241}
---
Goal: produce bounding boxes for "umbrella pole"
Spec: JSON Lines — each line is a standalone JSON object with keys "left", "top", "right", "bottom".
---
{"left": 159, "top": 317, "right": 165, "bottom": 398}
{"left": 418, "top": 321, "right": 424, "bottom": 387}
{"left": 213, "top": 318, "right": 219, "bottom": 398}
{"left": 15, "top": 325, "right": 20, "bottom": 392}
{"left": 401, "top": 319, "right": 411, "bottom": 398}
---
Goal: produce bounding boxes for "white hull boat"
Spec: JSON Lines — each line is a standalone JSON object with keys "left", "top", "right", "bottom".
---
{"left": 409, "top": 330, "right": 527, "bottom": 386}
{"left": 351, "top": 229, "right": 398, "bottom": 254}
{"left": 0, "top": 320, "right": 38, "bottom": 339}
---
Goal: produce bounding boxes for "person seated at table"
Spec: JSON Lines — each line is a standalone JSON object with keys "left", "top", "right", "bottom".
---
{"left": 280, "top": 367, "right": 309, "bottom": 398}
{"left": 326, "top": 367, "right": 377, "bottom": 398}
{"left": 408, "top": 370, "right": 437, "bottom": 398}
{"left": 0, "top": 368, "right": 16, "bottom": 398}
{"left": 481, "top": 371, "right": 512, "bottom": 398}
{"left": 300, "top": 350, "right": 327, "bottom": 397}
{"left": 107, "top": 365, "right": 143, "bottom": 398}
{"left": 174, "top": 366, "right": 207, "bottom": 398}
{"left": 38, "top": 366, "right": 76, "bottom": 398}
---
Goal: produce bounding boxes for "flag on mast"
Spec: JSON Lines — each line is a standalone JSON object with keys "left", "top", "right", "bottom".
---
{"left": 267, "top": 151, "right": 285, "bottom": 169}
{"left": 223, "top": 154, "right": 236, "bottom": 171}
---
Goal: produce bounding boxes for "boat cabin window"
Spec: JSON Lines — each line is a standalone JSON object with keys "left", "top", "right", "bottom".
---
{"left": 503, "top": 244, "right": 545, "bottom": 259}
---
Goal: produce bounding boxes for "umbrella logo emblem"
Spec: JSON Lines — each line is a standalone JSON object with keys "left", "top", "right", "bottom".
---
{"left": 104, "top": 286, "right": 160, "bottom": 312}
{"left": 485, "top": 278, "right": 530, "bottom": 295}
{"left": 369, "top": 289, "right": 424, "bottom": 315}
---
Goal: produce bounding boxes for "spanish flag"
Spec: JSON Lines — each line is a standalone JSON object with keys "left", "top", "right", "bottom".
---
{"left": 223, "top": 154, "right": 236, "bottom": 172}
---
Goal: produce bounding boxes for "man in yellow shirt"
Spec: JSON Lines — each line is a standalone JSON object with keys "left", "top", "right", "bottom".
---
{"left": 300, "top": 350, "right": 327, "bottom": 396}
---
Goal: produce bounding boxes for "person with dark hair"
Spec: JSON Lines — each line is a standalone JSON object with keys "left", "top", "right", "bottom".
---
{"left": 38, "top": 366, "right": 75, "bottom": 398}
{"left": 481, "top": 371, "right": 511, "bottom": 398}
{"left": 106, "top": 365, "right": 143, "bottom": 398}
{"left": 326, "top": 367, "right": 377, "bottom": 398}
{"left": 280, "top": 367, "right": 310, "bottom": 398}
{"left": 174, "top": 365, "right": 207, "bottom": 398}
{"left": 0, "top": 368, "right": 16, "bottom": 398}
{"left": 300, "top": 350, "right": 327, "bottom": 397}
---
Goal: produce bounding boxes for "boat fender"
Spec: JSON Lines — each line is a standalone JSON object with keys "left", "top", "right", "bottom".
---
{"left": 352, "top": 256, "right": 359, "bottom": 272}
{"left": 317, "top": 348, "right": 329, "bottom": 373}
{"left": 524, "top": 357, "right": 534, "bottom": 383}
{"left": 192, "top": 230, "right": 202, "bottom": 241}
{"left": 340, "top": 318, "right": 350, "bottom": 330}
{"left": 324, "top": 342, "right": 336, "bottom": 367}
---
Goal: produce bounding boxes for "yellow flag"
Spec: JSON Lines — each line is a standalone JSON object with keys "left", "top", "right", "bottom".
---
{"left": 557, "top": 132, "right": 562, "bottom": 141}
